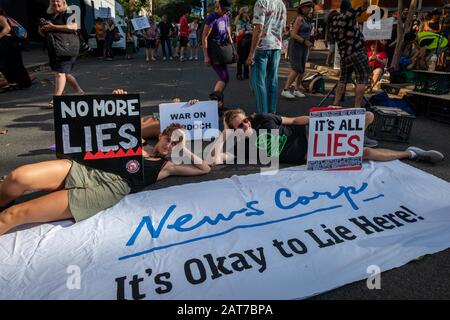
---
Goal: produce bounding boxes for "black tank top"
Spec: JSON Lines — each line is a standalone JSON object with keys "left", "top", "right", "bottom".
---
{"left": 128, "top": 158, "right": 167, "bottom": 194}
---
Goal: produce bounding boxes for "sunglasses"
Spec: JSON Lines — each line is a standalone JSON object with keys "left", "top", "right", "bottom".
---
{"left": 236, "top": 118, "right": 250, "bottom": 130}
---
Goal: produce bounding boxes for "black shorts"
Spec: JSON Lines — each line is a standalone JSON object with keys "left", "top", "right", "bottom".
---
{"left": 145, "top": 39, "right": 156, "bottom": 49}
{"left": 179, "top": 37, "right": 188, "bottom": 48}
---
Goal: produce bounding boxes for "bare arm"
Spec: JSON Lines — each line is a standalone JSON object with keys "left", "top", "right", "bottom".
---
{"left": 160, "top": 147, "right": 211, "bottom": 178}
{"left": 0, "top": 16, "right": 11, "bottom": 39}
{"left": 246, "top": 23, "right": 263, "bottom": 65}
{"left": 202, "top": 24, "right": 213, "bottom": 65}
{"left": 281, "top": 116, "right": 310, "bottom": 126}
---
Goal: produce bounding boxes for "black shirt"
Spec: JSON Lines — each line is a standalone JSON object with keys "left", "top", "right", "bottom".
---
{"left": 331, "top": 8, "right": 366, "bottom": 57}
{"left": 128, "top": 158, "right": 167, "bottom": 194}
{"left": 232, "top": 113, "right": 308, "bottom": 165}
{"left": 158, "top": 21, "right": 174, "bottom": 39}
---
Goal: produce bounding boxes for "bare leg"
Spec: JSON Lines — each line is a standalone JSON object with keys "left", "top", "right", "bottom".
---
{"left": 141, "top": 116, "right": 161, "bottom": 139}
{"left": 284, "top": 70, "right": 299, "bottom": 90}
{"left": 354, "top": 83, "right": 366, "bottom": 108}
{"left": 333, "top": 82, "right": 346, "bottom": 106}
{"left": 0, "top": 190, "right": 72, "bottom": 236}
{"left": 371, "top": 68, "right": 383, "bottom": 89}
{"left": 214, "top": 81, "right": 226, "bottom": 93}
{"left": 0, "top": 160, "right": 72, "bottom": 206}
{"left": 54, "top": 72, "right": 67, "bottom": 96}
{"left": 365, "top": 111, "right": 374, "bottom": 130}
{"left": 363, "top": 147, "right": 411, "bottom": 162}
{"left": 66, "top": 74, "right": 83, "bottom": 93}
{"left": 295, "top": 73, "right": 304, "bottom": 90}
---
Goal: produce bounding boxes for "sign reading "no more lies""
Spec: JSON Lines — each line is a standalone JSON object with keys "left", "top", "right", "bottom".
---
{"left": 53, "top": 94, "right": 144, "bottom": 185}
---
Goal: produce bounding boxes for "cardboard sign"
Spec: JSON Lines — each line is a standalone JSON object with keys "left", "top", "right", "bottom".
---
{"left": 307, "top": 108, "right": 366, "bottom": 171}
{"left": 53, "top": 94, "right": 143, "bottom": 185}
{"left": 159, "top": 101, "right": 220, "bottom": 140}
{"left": 363, "top": 17, "right": 394, "bottom": 40}
{"left": 131, "top": 17, "right": 151, "bottom": 31}
{"left": 98, "top": 7, "right": 112, "bottom": 19}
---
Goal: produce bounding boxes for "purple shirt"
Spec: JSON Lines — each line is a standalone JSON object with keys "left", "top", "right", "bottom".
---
{"left": 205, "top": 13, "right": 230, "bottom": 44}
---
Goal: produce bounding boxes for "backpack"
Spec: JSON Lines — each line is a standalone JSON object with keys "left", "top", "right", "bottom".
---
{"left": 7, "top": 17, "right": 28, "bottom": 40}
{"left": 301, "top": 72, "right": 325, "bottom": 94}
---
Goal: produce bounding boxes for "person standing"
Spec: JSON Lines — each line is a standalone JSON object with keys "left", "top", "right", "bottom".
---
{"left": 0, "top": 9, "right": 32, "bottom": 89}
{"left": 235, "top": 7, "right": 252, "bottom": 80}
{"left": 188, "top": 18, "right": 199, "bottom": 60}
{"left": 39, "top": 0, "right": 83, "bottom": 108}
{"left": 171, "top": 20, "right": 179, "bottom": 58}
{"left": 158, "top": 15, "right": 174, "bottom": 61}
{"left": 104, "top": 18, "right": 115, "bottom": 61}
{"left": 281, "top": 0, "right": 314, "bottom": 100}
{"left": 125, "top": 19, "right": 134, "bottom": 60}
{"left": 178, "top": 11, "right": 190, "bottom": 61}
{"left": 247, "top": 0, "right": 287, "bottom": 114}
{"left": 143, "top": 16, "right": 158, "bottom": 62}
{"left": 330, "top": 0, "right": 370, "bottom": 108}
{"left": 325, "top": 10, "right": 338, "bottom": 67}
{"left": 202, "top": 0, "right": 235, "bottom": 94}
{"left": 94, "top": 18, "right": 106, "bottom": 59}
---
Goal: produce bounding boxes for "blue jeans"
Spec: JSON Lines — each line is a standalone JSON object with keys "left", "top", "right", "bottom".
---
{"left": 250, "top": 49, "right": 281, "bottom": 114}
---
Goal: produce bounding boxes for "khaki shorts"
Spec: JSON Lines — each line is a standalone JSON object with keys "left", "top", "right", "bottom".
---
{"left": 65, "top": 161, "right": 131, "bottom": 222}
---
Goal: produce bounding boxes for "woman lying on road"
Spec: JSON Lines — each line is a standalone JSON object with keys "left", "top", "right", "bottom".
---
{"left": 0, "top": 92, "right": 211, "bottom": 237}
{"left": 210, "top": 108, "right": 445, "bottom": 165}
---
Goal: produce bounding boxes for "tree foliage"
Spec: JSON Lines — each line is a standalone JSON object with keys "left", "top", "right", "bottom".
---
{"left": 154, "top": 0, "right": 202, "bottom": 22}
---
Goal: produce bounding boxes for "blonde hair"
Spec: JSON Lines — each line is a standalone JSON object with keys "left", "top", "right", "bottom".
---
{"left": 47, "top": 0, "right": 68, "bottom": 14}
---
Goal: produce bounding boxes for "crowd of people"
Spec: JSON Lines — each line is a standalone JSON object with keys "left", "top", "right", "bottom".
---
{"left": 0, "top": 0, "right": 447, "bottom": 235}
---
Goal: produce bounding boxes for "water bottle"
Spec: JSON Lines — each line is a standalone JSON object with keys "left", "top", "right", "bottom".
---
{"left": 428, "top": 54, "right": 437, "bottom": 72}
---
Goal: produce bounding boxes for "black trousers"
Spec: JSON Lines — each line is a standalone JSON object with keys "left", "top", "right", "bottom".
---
{"left": 237, "top": 37, "right": 251, "bottom": 78}
{"left": 160, "top": 37, "right": 172, "bottom": 58}
{"left": 0, "top": 37, "right": 31, "bottom": 88}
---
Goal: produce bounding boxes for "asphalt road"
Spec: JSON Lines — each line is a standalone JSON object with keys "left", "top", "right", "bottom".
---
{"left": 1, "top": 50, "right": 450, "bottom": 299}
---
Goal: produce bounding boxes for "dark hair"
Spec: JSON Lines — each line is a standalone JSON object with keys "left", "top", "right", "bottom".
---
{"left": 161, "top": 123, "right": 184, "bottom": 138}
{"left": 340, "top": 0, "right": 352, "bottom": 12}
{"left": 0, "top": 8, "right": 7, "bottom": 16}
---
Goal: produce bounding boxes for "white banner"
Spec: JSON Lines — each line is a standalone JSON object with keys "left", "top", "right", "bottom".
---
{"left": 363, "top": 17, "right": 394, "bottom": 40}
{"left": 131, "top": 17, "right": 150, "bottom": 31}
{"left": 307, "top": 108, "right": 365, "bottom": 170}
{"left": 1, "top": 161, "right": 450, "bottom": 299}
{"left": 159, "top": 101, "right": 220, "bottom": 140}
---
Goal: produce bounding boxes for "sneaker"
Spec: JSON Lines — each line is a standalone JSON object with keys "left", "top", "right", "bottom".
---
{"left": 189, "top": 57, "right": 193, "bottom": 61}
{"left": 195, "top": 57, "right": 199, "bottom": 61}
{"left": 407, "top": 146, "right": 444, "bottom": 164}
{"left": 169, "top": 56, "right": 174, "bottom": 61}
{"left": 293, "top": 90, "right": 306, "bottom": 98}
{"left": 364, "top": 136, "right": 378, "bottom": 148}
{"left": 163, "top": 57, "right": 167, "bottom": 61}
{"left": 281, "top": 89, "right": 296, "bottom": 99}
{"left": 180, "top": 57, "right": 185, "bottom": 62}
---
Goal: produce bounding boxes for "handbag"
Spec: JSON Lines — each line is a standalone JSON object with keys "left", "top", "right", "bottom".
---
{"left": 209, "top": 38, "right": 235, "bottom": 65}
{"left": 113, "top": 27, "right": 121, "bottom": 42}
{"left": 47, "top": 31, "right": 80, "bottom": 57}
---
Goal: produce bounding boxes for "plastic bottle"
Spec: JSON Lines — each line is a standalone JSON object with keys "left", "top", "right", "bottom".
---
{"left": 428, "top": 54, "right": 437, "bottom": 72}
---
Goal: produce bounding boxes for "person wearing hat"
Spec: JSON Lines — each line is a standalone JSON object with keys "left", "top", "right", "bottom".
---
{"left": 247, "top": 0, "right": 287, "bottom": 114}
{"left": 202, "top": 0, "right": 234, "bottom": 95}
{"left": 281, "top": 0, "right": 314, "bottom": 100}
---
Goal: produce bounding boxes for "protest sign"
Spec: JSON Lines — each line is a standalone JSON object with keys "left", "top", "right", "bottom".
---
{"left": 53, "top": 94, "right": 143, "bottom": 185}
{"left": 363, "top": 17, "right": 394, "bottom": 40}
{"left": 307, "top": 107, "right": 365, "bottom": 171}
{"left": 159, "top": 101, "right": 220, "bottom": 140}
{"left": 2, "top": 161, "right": 450, "bottom": 299}
{"left": 98, "top": 7, "right": 112, "bottom": 19}
{"left": 131, "top": 17, "right": 151, "bottom": 31}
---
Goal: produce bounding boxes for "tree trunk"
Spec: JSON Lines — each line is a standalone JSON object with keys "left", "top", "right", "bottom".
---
{"left": 390, "top": 0, "right": 419, "bottom": 69}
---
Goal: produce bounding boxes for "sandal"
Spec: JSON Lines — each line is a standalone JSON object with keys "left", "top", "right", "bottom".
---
{"left": 47, "top": 100, "right": 54, "bottom": 109}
